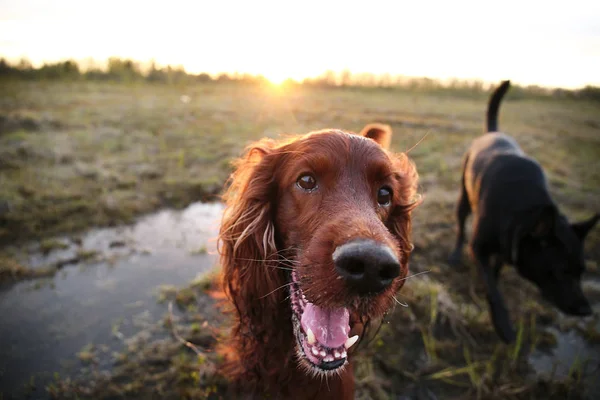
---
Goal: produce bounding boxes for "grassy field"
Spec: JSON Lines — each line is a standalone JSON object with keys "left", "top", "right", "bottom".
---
{"left": 1, "top": 80, "right": 599, "bottom": 399}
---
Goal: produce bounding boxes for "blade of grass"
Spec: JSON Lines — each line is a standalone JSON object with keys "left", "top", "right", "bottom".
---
{"left": 426, "top": 362, "right": 486, "bottom": 381}
{"left": 510, "top": 317, "right": 524, "bottom": 363}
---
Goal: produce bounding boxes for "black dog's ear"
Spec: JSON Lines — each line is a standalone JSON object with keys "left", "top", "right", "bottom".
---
{"left": 511, "top": 206, "right": 555, "bottom": 263}
{"left": 360, "top": 123, "right": 392, "bottom": 150}
{"left": 530, "top": 206, "right": 557, "bottom": 238}
{"left": 571, "top": 213, "right": 600, "bottom": 241}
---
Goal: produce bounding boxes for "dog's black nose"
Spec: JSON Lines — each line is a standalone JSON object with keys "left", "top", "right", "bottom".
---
{"left": 333, "top": 239, "right": 400, "bottom": 294}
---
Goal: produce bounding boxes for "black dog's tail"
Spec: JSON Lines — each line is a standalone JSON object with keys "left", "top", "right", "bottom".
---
{"left": 487, "top": 80, "right": 511, "bottom": 132}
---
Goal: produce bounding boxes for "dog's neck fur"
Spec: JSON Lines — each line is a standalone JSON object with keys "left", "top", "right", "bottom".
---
{"left": 228, "top": 327, "right": 355, "bottom": 399}
{"left": 224, "top": 298, "right": 355, "bottom": 400}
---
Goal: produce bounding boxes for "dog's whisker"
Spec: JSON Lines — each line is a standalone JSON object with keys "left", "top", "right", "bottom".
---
{"left": 392, "top": 295, "right": 409, "bottom": 307}
{"left": 236, "top": 258, "right": 295, "bottom": 267}
{"left": 278, "top": 255, "right": 300, "bottom": 264}
{"left": 268, "top": 265, "right": 295, "bottom": 271}
{"left": 405, "top": 130, "right": 430, "bottom": 154}
{"left": 266, "top": 247, "right": 298, "bottom": 257}
{"left": 277, "top": 260, "right": 300, "bottom": 268}
{"left": 396, "top": 291, "right": 416, "bottom": 302}
{"left": 278, "top": 259, "right": 301, "bottom": 266}
{"left": 236, "top": 257, "right": 299, "bottom": 267}
{"left": 238, "top": 264, "right": 294, "bottom": 272}
{"left": 397, "top": 269, "right": 431, "bottom": 282}
{"left": 234, "top": 257, "right": 280, "bottom": 262}
{"left": 260, "top": 282, "right": 294, "bottom": 299}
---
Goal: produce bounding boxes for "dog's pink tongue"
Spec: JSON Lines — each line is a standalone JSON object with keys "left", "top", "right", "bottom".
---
{"left": 301, "top": 303, "right": 350, "bottom": 348}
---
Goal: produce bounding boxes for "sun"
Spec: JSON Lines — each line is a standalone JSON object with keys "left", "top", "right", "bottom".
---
{"left": 264, "top": 71, "right": 289, "bottom": 86}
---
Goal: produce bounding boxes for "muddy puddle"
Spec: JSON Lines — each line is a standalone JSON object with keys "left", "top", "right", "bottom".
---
{"left": 0, "top": 202, "right": 223, "bottom": 399}
{"left": 529, "top": 323, "right": 600, "bottom": 398}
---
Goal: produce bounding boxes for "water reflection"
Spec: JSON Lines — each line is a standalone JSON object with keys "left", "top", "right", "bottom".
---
{"left": 0, "top": 202, "right": 223, "bottom": 399}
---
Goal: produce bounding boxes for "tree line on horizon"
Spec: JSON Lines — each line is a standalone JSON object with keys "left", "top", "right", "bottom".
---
{"left": 1, "top": 57, "right": 599, "bottom": 101}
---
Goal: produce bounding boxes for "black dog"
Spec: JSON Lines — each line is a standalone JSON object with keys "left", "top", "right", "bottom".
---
{"left": 448, "top": 80, "right": 598, "bottom": 343}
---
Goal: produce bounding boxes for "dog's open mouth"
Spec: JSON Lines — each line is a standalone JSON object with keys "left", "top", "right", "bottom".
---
{"left": 289, "top": 271, "right": 357, "bottom": 373}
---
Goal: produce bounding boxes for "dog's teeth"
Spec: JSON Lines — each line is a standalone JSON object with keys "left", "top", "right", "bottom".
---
{"left": 311, "top": 347, "right": 319, "bottom": 356}
{"left": 334, "top": 350, "right": 341, "bottom": 358}
{"left": 319, "top": 350, "right": 326, "bottom": 357}
{"left": 306, "top": 328, "right": 316, "bottom": 345}
{"left": 341, "top": 350, "right": 347, "bottom": 358}
{"left": 345, "top": 335, "right": 359, "bottom": 349}
{"left": 323, "top": 355, "right": 334, "bottom": 362}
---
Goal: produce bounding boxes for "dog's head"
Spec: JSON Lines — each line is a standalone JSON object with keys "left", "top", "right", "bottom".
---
{"left": 514, "top": 206, "right": 598, "bottom": 316}
{"left": 219, "top": 124, "right": 420, "bottom": 376}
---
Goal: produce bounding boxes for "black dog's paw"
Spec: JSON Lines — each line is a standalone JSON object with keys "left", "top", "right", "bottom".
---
{"left": 447, "top": 251, "right": 462, "bottom": 266}
{"left": 489, "top": 302, "right": 517, "bottom": 343}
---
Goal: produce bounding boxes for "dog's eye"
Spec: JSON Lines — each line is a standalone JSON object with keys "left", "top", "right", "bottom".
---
{"left": 297, "top": 174, "right": 317, "bottom": 191}
{"left": 377, "top": 187, "right": 392, "bottom": 206}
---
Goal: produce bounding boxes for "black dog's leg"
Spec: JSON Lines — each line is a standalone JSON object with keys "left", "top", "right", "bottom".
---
{"left": 492, "top": 255, "right": 504, "bottom": 281}
{"left": 448, "top": 176, "right": 471, "bottom": 265}
{"left": 473, "top": 246, "right": 515, "bottom": 343}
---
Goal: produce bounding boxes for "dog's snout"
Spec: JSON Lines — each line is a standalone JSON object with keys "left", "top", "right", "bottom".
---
{"left": 333, "top": 239, "right": 400, "bottom": 294}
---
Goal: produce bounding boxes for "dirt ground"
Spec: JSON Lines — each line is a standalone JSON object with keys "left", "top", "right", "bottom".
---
{"left": 1, "top": 80, "right": 599, "bottom": 399}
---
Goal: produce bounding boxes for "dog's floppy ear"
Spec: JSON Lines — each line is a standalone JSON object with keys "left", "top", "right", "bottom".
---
{"left": 571, "top": 213, "right": 600, "bottom": 241}
{"left": 218, "top": 139, "right": 286, "bottom": 329}
{"left": 218, "top": 140, "right": 293, "bottom": 381}
{"left": 386, "top": 152, "right": 420, "bottom": 280}
{"left": 360, "top": 123, "right": 392, "bottom": 150}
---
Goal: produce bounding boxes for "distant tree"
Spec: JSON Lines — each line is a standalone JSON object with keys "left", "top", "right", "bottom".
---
{"left": 234, "top": 73, "right": 267, "bottom": 86}
{"left": 106, "top": 57, "right": 143, "bottom": 82}
{"left": 84, "top": 67, "right": 109, "bottom": 81}
{"left": 470, "top": 80, "right": 484, "bottom": 92}
{"left": 378, "top": 73, "right": 393, "bottom": 88}
{"left": 575, "top": 86, "right": 600, "bottom": 101}
{"left": 0, "top": 58, "right": 13, "bottom": 76}
{"left": 146, "top": 60, "right": 167, "bottom": 82}
{"left": 355, "top": 72, "right": 376, "bottom": 87}
{"left": 196, "top": 73, "right": 212, "bottom": 82}
{"left": 0, "top": 56, "right": 586, "bottom": 101}
{"left": 37, "top": 60, "right": 80, "bottom": 80}
{"left": 318, "top": 70, "right": 336, "bottom": 87}
{"left": 165, "top": 65, "right": 189, "bottom": 84}
{"left": 17, "top": 57, "right": 33, "bottom": 70}
{"left": 339, "top": 69, "right": 352, "bottom": 87}
{"left": 552, "top": 88, "right": 569, "bottom": 99}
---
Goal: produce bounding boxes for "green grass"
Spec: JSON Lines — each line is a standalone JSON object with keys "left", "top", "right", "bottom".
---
{"left": 1, "top": 80, "right": 599, "bottom": 399}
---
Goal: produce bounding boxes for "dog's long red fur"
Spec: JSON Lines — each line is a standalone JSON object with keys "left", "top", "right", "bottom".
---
{"left": 217, "top": 125, "right": 420, "bottom": 399}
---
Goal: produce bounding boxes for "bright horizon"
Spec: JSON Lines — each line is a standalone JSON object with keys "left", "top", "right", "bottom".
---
{"left": 1, "top": 0, "right": 599, "bottom": 89}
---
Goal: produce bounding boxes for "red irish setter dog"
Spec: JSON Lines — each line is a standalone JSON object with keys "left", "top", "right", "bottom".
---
{"left": 217, "top": 124, "right": 420, "bottom": 399}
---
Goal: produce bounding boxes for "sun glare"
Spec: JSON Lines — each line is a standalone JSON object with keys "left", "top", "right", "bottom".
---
{"left": 265, "top": 72, "right": 289, "bottom": 86}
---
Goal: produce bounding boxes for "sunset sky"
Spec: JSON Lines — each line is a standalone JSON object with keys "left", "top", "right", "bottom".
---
{"left": 1, "top": 0, "right": 599, "bottom": 88}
